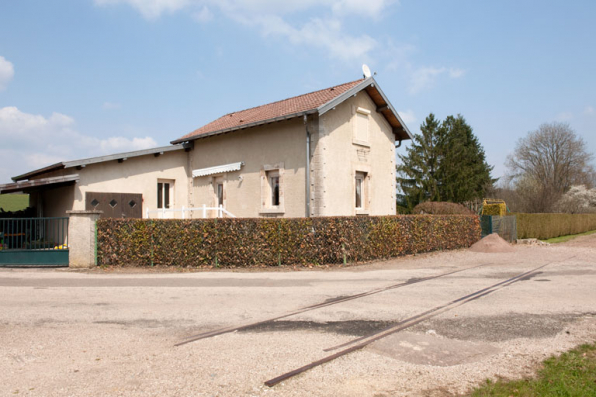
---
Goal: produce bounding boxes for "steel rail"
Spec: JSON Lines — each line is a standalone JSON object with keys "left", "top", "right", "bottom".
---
{"left": 264, "top": 258, "right": 572, "bottom": 387}
{"left": 175, "top": 263, "right": 490, "bottom": 347}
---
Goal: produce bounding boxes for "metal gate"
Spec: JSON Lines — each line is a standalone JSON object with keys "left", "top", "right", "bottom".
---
{"left": 0, "top": 217, "right": 69, "bottom": 267}
{"left": 481, "top": 215, "right": 517, "bottom": 242}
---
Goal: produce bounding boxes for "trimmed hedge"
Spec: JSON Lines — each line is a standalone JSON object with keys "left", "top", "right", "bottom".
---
{"left": 412, "top": 202, "right": 475, "bottom": 215}
{"left": 97, "top": 215, "right": 480, "bottom": 268}
{"left": 516, "top": 213, "right": 596, "bottom": 240}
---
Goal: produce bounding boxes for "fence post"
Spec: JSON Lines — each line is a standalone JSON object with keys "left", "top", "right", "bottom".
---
{"left": 66, "top": 210, "right": 102, "bottom": 268}
{"left": 146, "top": 208, "right": 149, "bottom": 219}
{"left": 219, "top": 204, "right": 223, "bottom": 218}
{"left": 182, "top": 206, "right": 185, "bottom": 219}
{"left": 203, "top": 204, "right": 207, "bottom": 219}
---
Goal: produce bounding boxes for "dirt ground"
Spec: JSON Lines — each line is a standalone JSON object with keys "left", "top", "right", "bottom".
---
{"left": 1, "top": 234, "right": 595, "bottom": 396}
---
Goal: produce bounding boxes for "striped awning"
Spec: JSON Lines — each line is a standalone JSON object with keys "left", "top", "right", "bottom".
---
{"left": 192, "top": 162, "right": 244, "bottom": 178}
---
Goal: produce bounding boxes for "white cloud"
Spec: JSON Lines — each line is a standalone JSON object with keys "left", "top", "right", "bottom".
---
{"left": 556, "top": 111, "right": 574, "bottom": 121}
{"left": 192, "top": 5, "right": 213, "bottom": 22}
{"left": 408, "top": 66, "right": 466, "bottom": 94}
{"left": 94, "top": 0, "right": 190, "bottom": 19}
{"left": 94, "top": 0, "right": 390, "bottom": 61}
{"left": 331, "top": 0, "right": 395, "bottom": 18}
{"left": 585, "top": 106, "right": 594, "bottom": 115}
{"left": 398, "top": 109, "right": 416, "bottom": 125}
{"left": 103, "top": 101, "right": 122, "bottom": 110}
{"left": 409, "top": 67, "right": 445, "bottom": 94}
{"left": 0, "top": 106, "right": 157, "bottom": 182}
{"left": 0, "top": 56, "right": 15, "bottom": 91}
{"left": 448, "top": 68, "right": 466, "bottom": 78}
{"left": 248, "top": 15, "right": 376, "bottom": 61}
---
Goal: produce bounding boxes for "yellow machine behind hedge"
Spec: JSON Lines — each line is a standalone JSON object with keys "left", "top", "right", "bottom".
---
{"left": 479, "top": 199, "right": 517, "bottom": 242}
{"left": 480, "top": 198, "right": 508, "bottom": 216}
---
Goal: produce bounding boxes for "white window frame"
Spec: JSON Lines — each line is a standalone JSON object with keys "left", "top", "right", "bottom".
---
{"left": 354, "top": 170, "right": 370, "bottom": 215}
{"left": 157, "top": 179, "right": 175, "bottom": 209}
{"left": 260, "top": 163, "right": 285, "bottom": 215}
{"left": 212, "top": 175, "right": 225, "bottom": 210}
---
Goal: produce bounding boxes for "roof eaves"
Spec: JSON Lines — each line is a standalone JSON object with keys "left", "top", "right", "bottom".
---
{"left": 317, "top": 77, "right": 375, "bottom": 116}
{"left": 370, "top": 79, "right": 414, "bottom": 140}
{"left": 171, "top": 109, "right": 318, "bottom": 144}
{"left": 11, "top": 145, "right": 184, "bottom": 182}
{"left": 12, "top": 163, "right": 65, "bottom": 182}
{"left": 62, "top": 144, "right": 184, "bottom": 169}
{"left": 1, "top": 174, "right": 79, "bottom": 194}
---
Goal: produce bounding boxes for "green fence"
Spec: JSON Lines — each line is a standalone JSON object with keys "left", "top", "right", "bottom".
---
{"left": 480, "top": 215, "right": 517, "bottom": 242}
{"left": 0, "top": 217, "right": 69, "bottom": 267}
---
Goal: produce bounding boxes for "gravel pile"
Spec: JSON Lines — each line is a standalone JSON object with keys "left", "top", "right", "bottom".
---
{"left": 469, "top": 233, "right": 515, "bottom": 253}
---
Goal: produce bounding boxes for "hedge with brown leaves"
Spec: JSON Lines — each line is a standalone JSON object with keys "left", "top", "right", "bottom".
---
{"left": 97, "top": 215, "right": 481, "bottom": 267}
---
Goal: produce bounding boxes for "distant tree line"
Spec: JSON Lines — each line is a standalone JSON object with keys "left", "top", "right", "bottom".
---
{"left": 495, "top": 122, "right": 596, "bottom": 213}
{"left": 396, "top": 113, "right": 495, "bottom": 212}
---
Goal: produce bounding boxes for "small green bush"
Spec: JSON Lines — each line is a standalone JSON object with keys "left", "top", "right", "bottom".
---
{"left": 516, "top": 213, "right": 596, "bottom": 239}
{"left": 97, "top": 215, "right": 481, "bottom": 268}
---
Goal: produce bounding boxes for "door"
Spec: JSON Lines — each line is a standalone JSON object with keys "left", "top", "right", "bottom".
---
{"left": 86, "top": 192, "right": 143, "bottom": 219}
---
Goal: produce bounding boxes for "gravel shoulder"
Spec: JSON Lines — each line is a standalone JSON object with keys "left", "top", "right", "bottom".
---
{"left": 1, "top": 235, "right": 595, "bottom": 396}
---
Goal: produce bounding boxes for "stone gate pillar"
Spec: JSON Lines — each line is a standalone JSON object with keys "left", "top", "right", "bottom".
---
{"left": 67, "top": 210, "right": 102, "bottom": 268}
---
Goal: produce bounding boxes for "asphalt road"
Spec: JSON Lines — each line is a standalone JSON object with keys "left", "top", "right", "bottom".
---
{"left": 1, "top": 234, "right": 595, "bottom": 396}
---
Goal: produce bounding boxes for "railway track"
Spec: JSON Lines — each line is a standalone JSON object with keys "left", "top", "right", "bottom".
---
{"left": 264, "top": 258, "right": 573, "bottom": 386}
{"left": 175, "top": 262, "right": 489, "bottom": 347}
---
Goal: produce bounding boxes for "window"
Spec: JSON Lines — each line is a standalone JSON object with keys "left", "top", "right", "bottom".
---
{"left": 157, "top": 181, "right": 172, "bottom": 209}
{"left": 260, "top": 163, "right": 284, "bottom": 215}
{"left": 268, "top": 171, "right": 280, "bottom": 207}
{"left": 213, "top": 176, "right": 224, "bottom": 208}
{"left": 355, "top": 172, "right": 365, "bottom": 209}
{"left": 217, "top": 182, "right": 224, "bottom": 206}
{"left": 353, "top": 107, "right": 371, "bottom": 146}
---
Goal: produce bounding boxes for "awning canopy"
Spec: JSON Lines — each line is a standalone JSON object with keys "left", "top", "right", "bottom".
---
{"left": 192, "top": 162, "right": 244, "bottom": 178}
{"left": 0, "top": 174, "right": 79, "bottom": 194}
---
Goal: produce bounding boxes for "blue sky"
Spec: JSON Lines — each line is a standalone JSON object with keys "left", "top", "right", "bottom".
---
{"left": 1, "top": 0, "right": 595, "bottom": 183}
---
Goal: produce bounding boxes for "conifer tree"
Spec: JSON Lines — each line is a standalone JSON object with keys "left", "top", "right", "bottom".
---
{"left": 396, "top": 113, "right": 494, "bottom": 210}
{"left": 438, "top": 115, "right": 494, "bottom": 203}
{"left": 396, "top": 113, "right": 443, "bottom": 209}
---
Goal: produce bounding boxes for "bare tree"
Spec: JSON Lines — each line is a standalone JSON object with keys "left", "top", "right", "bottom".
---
{"left": 505, "top": 122, "right": 595, "bottom": 212}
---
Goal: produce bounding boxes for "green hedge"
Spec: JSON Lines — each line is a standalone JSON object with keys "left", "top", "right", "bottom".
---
{"left": 516, "top": 213, "right": 596, "bottom": 239}
{"left": 97, "top": 215, "right": 481, "bottom": 268}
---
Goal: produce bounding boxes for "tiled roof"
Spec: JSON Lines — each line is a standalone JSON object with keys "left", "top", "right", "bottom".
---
{"left": 175, "top": 79, "right": 364, "bottom": 142}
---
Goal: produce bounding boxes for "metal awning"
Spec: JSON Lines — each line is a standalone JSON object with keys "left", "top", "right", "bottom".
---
{"left": 0, "top": 174, "right": 79, "bottom": 194}
{"left": 192, "top": 162, "right": 244, "bottom": 178}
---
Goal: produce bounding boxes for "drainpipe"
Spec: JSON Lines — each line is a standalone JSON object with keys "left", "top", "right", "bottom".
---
{"left": 304, "top": 114, "right": 311, "bottom": 217}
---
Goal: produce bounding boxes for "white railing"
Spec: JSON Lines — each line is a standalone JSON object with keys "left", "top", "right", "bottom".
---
{"left": 145, "top": 204, "right": 236, "bottom": 219}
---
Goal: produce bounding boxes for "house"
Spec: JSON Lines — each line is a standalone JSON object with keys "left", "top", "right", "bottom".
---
{"left": 0, "top": 77, "right": 412, "bottom": 219}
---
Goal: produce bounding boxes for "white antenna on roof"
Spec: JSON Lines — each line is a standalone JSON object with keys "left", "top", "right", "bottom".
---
{"left": 362, "top": 64, "right": 372, "bottom": 79}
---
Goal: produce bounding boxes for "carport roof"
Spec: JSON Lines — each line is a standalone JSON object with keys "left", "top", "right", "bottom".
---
{"left": 0, "top": 174, "right": 79, "bottom": 194}
{"left": 11, "top": 144, "right": 185, "bottom": 182}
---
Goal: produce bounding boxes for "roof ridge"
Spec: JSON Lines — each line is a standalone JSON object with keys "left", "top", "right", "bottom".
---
{"left": 220, "top": 78, "right": 365, "bottom": 117}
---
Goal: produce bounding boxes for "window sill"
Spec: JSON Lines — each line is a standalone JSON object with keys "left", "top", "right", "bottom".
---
{"left": 260, "top": 208, "right": 285, "bottom": 215}
{"left": 352, "top": 140, "right": 370, "bottom": 148}
{"left": 355, "top": 209, "right": 369, "bottom": 216}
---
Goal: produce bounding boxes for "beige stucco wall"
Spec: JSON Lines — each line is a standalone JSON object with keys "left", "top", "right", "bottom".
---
{"left": 189, "top": 118, "right": 307, "bottom": 218}
{"left": 75, "top": 150, "right": 189, "bottom": 217}
{"left": 31, "top": 150, "right": 189, "bottom": 217}
{"left": 315, "top": 91, "right": 396, "bottom": 216}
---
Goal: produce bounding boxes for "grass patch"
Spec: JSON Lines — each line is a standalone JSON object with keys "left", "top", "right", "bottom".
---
{"left": 0, "top": 194, "right": 29, "bottom": 212}
{"left": 542, "top": 229, "right": 596, "bottom": 244}
{"left": 469, "top": 341, "right": 596, "bottom": 396}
